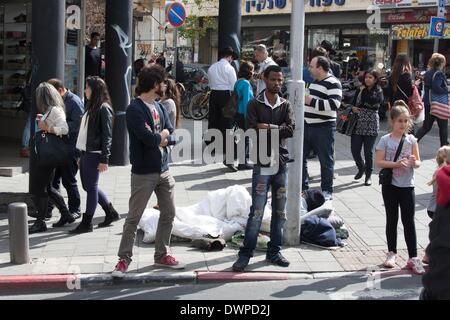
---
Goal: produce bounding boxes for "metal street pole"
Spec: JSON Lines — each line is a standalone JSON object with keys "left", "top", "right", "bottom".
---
{"left": 284, "top": 0, "right": 306, "bottom": 246}
{"left": 435, "top": 0, "right": 446, "bottom": 52}
{"left": 173, "top": 28, "right": 177, "bottom": 81}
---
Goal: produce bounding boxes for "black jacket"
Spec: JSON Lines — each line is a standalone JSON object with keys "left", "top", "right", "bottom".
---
{"left": 126, "top": 98, "right": 176, "bottom": 175}
{"left": 422, "top": 203, "right": 450, "bottom": 299}
{"left": 352, "top": 86, "right": 383, "bottom": 110}
{"left": 330, "top": 61, "right": 341, "bottom": 79}
{"left": 246, "top": 91, "right": 295, "bottom": 167}
{"left": 85, "top": 104, "right": 113, "bottom": 164}
{"left": 388, "top": 72, "right": 412, "bottom": 105}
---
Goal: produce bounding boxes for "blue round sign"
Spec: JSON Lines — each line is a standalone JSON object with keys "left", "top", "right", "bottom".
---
{"left": 167, "top": 2, "right": 186, "bottom": 28}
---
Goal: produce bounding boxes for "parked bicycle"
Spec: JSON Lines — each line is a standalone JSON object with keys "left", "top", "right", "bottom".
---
{"left": 189, "top": 88, "right": 210, "bottom": 120}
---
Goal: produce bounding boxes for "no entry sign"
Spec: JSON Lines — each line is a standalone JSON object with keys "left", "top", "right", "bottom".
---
{"left": 166, "top": 1, "right": 186, "bottom": 28}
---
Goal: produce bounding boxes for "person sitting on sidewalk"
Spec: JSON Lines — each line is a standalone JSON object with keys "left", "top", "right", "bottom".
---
{"left": 112, "top": 65, "right": 183, "bottom": 277}
{"left": 232, "top": 65, "right": 295, "bottom": 272}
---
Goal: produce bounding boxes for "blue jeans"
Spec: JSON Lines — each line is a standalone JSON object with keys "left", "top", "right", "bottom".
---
{"left": 239, "top": 164, "right": 288, "bottom": 258}
{"left": 79, "top": 152, "right": 110, "bottom": 216}
{"left": 21, "top": 116, "right": 31, "bottom": 148}
{"left": 302, "top": 122, "right": 336, "bottom": 193}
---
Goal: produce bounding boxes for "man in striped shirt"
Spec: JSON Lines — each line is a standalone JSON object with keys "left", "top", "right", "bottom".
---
{"left": 302, "top": 56, "right": 342, "bottom": 199}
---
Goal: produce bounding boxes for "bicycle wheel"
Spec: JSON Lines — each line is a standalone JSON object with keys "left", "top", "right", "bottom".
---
{"left": 180, "top": 91, "right": 192, "bottom": 119}
{"left": 189, "top": 92, "right": 210, "bottom": 120}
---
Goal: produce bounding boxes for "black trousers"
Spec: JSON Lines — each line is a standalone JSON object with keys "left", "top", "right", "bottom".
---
{"left": 207, "top": 90, "right": 232, "bottom": 151}
{"left": 234, "top": 112, "right": 250, "bottom": 163}
{"left": 415, "top": 104, "right": 449, "bottom": 147}
{"left": 382, "top": 185, "right": 417, "bottom": 258}
{"left": 29, "top": 139, "right": 69, "bottom": 221}
{"left": 48, "top": 148, "right": 81, "bottom": 213}
{"left": 350, "top": 134, "right": 377, "bottom": 175}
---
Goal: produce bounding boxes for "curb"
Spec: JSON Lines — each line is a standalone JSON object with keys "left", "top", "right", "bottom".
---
{"left": 196, "top": 271, "right": 314, "bottom": 282}
{"left": 0, "top": 269, "right": 419, "bottom": 291}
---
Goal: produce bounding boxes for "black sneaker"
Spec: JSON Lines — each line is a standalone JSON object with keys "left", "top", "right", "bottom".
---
{"left": 354, "top": 168, "right": 365, "bottom": 180}
{"left": 266, "top": 253, "right": 290, "bottom": 267}
{"left": 70, "top": 211, "right": 81, "bottom": 220}
{"left": 232, "top": 256, "right": 250, "bottom": 272}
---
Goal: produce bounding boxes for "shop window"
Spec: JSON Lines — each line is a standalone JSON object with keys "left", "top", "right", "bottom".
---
{"left": 0, "top": 1, "right": 31, "bottom": 111}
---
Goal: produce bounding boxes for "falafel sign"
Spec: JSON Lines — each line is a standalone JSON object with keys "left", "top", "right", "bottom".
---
{"left": 392, "top": 23, "right": 450, "bottom": 39}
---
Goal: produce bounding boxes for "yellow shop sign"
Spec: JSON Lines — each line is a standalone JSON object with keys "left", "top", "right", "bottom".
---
{"left": 392, "top": 24, "right": 450, "bottom": 40}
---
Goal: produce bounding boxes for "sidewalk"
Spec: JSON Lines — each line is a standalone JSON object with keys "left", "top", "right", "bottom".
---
{"left": 0, "top": 119, "right": 443, "bottom": 288}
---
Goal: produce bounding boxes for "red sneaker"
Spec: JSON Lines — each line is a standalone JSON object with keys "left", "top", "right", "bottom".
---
{"left": 154, "top": 255, "right": 185, "bottom": 269}
{"left": 112, "top": 259, "right": 129, "bottom": 278}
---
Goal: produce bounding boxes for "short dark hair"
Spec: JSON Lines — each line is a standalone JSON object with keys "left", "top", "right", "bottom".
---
{"left": 136, "top": 65, "right": 166, "bottom": 95}
{"left": 314, "top": 56, "right": 330, "bottom": 73}
{"left": 91, "top": 32, "right": 100, "bottom": 39}
{"left": 263, "top": 65, "right": 282, "bottom": 78}
{"left": 310, "top": 46, "right": 328, "bottom": 60}
{"left": 47, "top": 78, "right": 64, "bottom": 91}
{"left": 238, "top": 61, "right": 254, "bottom": 80}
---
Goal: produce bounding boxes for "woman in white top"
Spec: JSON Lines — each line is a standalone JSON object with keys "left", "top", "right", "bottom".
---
{"left": 29, "top": 82, "right": 73, "bottom": 234}
{"left": 160, "top": 78, "right": 180, "bottom": 128}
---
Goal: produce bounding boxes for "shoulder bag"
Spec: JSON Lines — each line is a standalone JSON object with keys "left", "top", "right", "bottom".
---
{"left": 430, "top": 71, "right": 450, "bottom": 120}
{"left": 34, "top": 108, "right": 69, "bottom": 167}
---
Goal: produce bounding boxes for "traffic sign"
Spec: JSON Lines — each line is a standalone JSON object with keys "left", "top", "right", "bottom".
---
{"left": 429, "top": 16, "right": 445, "bottom": 37}
{"left": 166, "top": 1, "right": 186, "bottom": 28}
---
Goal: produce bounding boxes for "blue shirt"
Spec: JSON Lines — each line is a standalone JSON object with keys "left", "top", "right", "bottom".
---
{"left": 234, "top": 79, "right": 254, "bottom": 117}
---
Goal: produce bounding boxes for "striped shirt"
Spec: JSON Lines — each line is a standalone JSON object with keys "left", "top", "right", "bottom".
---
{"left": 305, "top": 76, "right": 342, "bottom": 124}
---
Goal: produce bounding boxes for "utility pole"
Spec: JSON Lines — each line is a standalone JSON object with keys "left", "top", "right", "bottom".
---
{"left": 284, "top": 0, "right": 306, "bottom": 246}
{"left": 434, "top": 0, "right": 446, "bottom": 52}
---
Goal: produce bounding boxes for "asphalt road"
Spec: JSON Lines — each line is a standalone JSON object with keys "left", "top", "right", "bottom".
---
{"left": 0, "top": 273, "right": 423, "bottom": 301}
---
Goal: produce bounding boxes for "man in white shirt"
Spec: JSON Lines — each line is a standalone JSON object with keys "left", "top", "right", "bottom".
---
{"left": 254, "top": 44, "right": 278, "bottom": 95}
{"left": 206, "top": 46, "right": 238, "bottom": 171}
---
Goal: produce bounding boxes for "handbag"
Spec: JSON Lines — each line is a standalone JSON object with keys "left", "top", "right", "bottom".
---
{"left": 337, "top": 106, "right": 352, "bottom": 134}
{"left": 379, "top": 135, "right": 405, "bottom": 186}
{"left": 430, "top": 71, "right": 450, "bottom": 120}
{"left": 34, "top": 109, "right": 68, "bottom": 167}
{"left": 222, "top": 91, "right": 238, "bottom": 119}
{"left": 397, "top": 83, "right": 424, "bottom": 119}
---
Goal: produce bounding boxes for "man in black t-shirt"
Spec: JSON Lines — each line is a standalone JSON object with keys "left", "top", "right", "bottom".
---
{"left": 85, "top": 32, "right": 102, "bottom": 78}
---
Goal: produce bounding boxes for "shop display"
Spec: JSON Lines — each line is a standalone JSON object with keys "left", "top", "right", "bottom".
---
{"left": 0, "top": 2, "right": 31, "bottom": 110}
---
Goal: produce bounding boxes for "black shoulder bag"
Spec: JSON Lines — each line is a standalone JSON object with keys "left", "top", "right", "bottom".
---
{"left": 378, "top": 135, "right": 405, "bottom": 186}
{"left": 34, "top": 108, "right": 69, "bottom": 167}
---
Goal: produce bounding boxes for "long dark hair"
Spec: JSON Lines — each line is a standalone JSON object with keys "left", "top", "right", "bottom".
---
{"left": 364, "top": 69, "right": 381, "bottom": 90}
{"left": 163, "top": 78, "right": 181, "bottom": 128}
{"left": 391, "top": 54, "right": 411, "bottom": 94}
{"left": 85, "top": 76, "right": 112, "bottom": 115}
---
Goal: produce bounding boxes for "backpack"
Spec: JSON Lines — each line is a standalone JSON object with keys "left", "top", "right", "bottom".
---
{"left": 222, "top": 91, "right": 238, "bottom": 119}
{"left": 300, "top": 215, "right": 342, "bottom": 247}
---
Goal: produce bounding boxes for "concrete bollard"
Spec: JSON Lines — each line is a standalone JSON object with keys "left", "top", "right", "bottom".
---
{"left": 8, "top": 202, "right": 30, "bottom": 264}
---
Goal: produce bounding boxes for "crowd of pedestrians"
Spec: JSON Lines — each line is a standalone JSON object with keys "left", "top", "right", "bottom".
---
{"left": 24, "top": 39, "right": 450, "bottom": 297}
